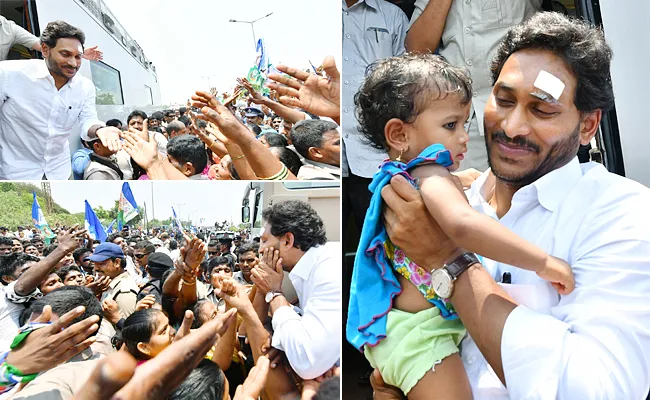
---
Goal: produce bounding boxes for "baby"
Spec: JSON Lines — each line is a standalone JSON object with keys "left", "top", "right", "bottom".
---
{"left": 346, "top": 54, "right": 574, "bottom": 399}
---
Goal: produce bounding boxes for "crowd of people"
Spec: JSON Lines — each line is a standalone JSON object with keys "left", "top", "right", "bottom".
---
{"left": 0, "top": 199, "right": 341, "bottom": 399}
{"left": 343, "top": 1, "right": 650, "bottom": 399}
{"left": 0, "top": 20, "right": 341, "bottom": 181}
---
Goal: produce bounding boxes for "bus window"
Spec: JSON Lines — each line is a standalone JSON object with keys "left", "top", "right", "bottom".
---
{"left": 253, "top": 191, "right": 263, "bottom": 229}
{"left": 90, "top": 61, "right": 124, "bottom": 105}
{"left": 145, "top": 85, "right": 153, "bottom": 105}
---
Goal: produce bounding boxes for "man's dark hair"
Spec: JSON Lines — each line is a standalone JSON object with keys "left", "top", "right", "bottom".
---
{"left": 169, "top": 240, "right": 178, "bottom": 251}
{"left": 0, "top": 253, "right": 39, "bottom": 285}
{"left": 56, "top": 265, "right": 82, "bottom": 282}
{"left": 106, "top": 119, "right": 123, "bottom": 128}
{"left": 178, "top": 115, "right": 191, "bottom": 128}
{"left": 42, "top": 243, "right": 60, "bottom": 257}
{"left": 491, "top": 12, "right": 614, "bottom": 113}
{"left": 197, "top": 120, "right": 207, "bottom": 129}
{"left": 150, "top": 111, "right": 164, "bottom": 121}
{"left": 73, "top": 248, "right": 92, "bottom": 264}
{"left": 167, "top": 135, "right": 208, "bottom": 175}
{"left": 135, "top": 241, "right": 155, "bottom": 253}
{"left": 178, "top": 107, "right": 187, "bottom": 116}
{"left": 208, "top": 256, "right": 231, "bottom": 274}
{"left": 262, "top": 200, "right": 326, "bottom": 251}
{"left": 291, "top": 120, "right": 339, "bottom": 159}
{"left": 166, "top": 121, "right": 185, "bottom": 136}
{"left": 355, "top": 53, "right": 472, "bottom": 152}
{"left": 29, "top": 286, "right": 102, "bottom": 335}
{"left": 0, "top": 237, "right": 13, "bottom": 247}
{"left": 40, "top": 21, "right": 85, "bottom": 49}
{"left": 127, "top": 110, "right": 148, "bottom": 125}
{"left": 269, "top": 147, "right": 302, "bottom": 176}
{"left": 238, "top": 241, "right": 259, "bottom": 256}
{"left": 207, "top": 241, "right": 219, "bottom": 249}
{"left": 313, "top": 377, "right": 340, "bottom": 400}
{"left": 30, "top": 238, "right": 44, "bottom": 245}
{"left": 261, "top": 133, "right": 289, "bottom": 148}
{"left": 108, "top": 233, "right": 123, "bottom": 243}
{"left": 168, "top": 359, "right": 225, "bottom": 400}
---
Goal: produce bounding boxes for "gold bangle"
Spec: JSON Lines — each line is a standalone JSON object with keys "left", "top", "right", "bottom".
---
{"left": 182, "top": 278, "right": 196, "bottom": 286}
{"left": 232, "top": 154, "right": 245, "bottom": 160}
{"left": 259, "top": 165, "right": 289, "bottom": 180}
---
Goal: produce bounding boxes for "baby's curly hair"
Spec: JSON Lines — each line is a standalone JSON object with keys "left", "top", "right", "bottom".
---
{"left": 354, "top": 53, "right": 473, "bottom": 152}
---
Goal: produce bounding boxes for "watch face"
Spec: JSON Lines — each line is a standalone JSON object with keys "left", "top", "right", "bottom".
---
{"left": 431, "top": 269, "right": 453, "bottom": 298}
{"left": 265, "top": 292, "right": 273, "bottom": 303}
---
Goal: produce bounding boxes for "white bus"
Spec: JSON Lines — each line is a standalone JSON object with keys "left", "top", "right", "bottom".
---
{"left": 1, "top": 0, "right": 162, "bottom": 124}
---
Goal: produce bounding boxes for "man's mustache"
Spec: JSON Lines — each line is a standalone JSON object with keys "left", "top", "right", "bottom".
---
{"left": 491, "top": 130, "right": 541, "bottom": 153}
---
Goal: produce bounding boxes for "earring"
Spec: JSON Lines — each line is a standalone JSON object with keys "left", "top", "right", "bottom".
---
{"left": 396, "top": 148, "right": 404, "bottom": 163}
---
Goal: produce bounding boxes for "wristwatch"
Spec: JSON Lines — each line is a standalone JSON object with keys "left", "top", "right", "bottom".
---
{"left": 430, "top": 252, "right": 480, "bottom": 299}
{"left": 265, "top": 291, "right": 283, "bottom": 303}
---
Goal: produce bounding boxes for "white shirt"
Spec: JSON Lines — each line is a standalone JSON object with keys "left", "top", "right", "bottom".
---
{"left": 462, "top": 158, "right": 650, "bottom": 399}
{"left": 0, "top": 59, "right": 104, "bottom": 179}
{"left": 0, "top": 282, "right": 41, "bottom": 351}
{"left": 0, "top": 15, "right": 40, "bottom": 61}
{"left": 271, "top": 242, "right": 341, "bottom": 379}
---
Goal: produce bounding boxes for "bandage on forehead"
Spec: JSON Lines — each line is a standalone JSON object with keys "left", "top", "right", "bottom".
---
{"left": 533, "top": 70, "right": 565, "bottom": 100}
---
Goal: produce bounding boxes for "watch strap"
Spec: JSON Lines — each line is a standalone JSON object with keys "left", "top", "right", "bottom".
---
{"left": 444, "top": 253, "right": 480, "bottom": 279}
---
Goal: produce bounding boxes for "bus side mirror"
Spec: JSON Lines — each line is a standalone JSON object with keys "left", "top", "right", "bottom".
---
{"left": 242, "top": 206, "right": 250, "bottom": 223}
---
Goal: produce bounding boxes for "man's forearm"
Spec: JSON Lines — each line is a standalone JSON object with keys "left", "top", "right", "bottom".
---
{"left": 261, "top": 98, "right": 306, "bottom": 124}
{"left": 269, "top": 294, "right": 291, "bottom": 316}
{"left": 15, "top": 247, "right": 67, "bottom": 295}
{"left": 450, "top": 263, "right": 517, "bottom": 384}
{"left": 405, "top": 0, "right": 453, "bottom": 52}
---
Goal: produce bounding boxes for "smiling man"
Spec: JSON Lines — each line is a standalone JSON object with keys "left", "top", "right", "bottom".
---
{"left": 379, "top": 12, "right": 650, "bottom": 399}
{"left": 88, "top": 242, "right": 138, "bottom": 318}
{"left": 0, "top": 20, "right": 121, "bottom": 180}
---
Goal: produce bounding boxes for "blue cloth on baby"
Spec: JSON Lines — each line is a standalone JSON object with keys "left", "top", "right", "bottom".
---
{"left": 346, "top": 143, "right": 453, "bottom": 351}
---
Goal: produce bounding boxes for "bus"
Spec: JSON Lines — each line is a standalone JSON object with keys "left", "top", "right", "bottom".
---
{"left": 241, "top": 181, "right": 340, "bottom": 241}
{"left": 1, "top": 0, "right": 162, "bottom": 124}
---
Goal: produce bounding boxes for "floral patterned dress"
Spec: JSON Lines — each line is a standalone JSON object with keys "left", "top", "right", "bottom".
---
{"left": 384, "top": 241, "right": 458, "bottom": 319}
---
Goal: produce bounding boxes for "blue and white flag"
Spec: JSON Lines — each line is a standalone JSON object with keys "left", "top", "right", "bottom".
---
{"left": 31, "top": 192, "right": 55, "bottom": 244}
{"left": 85, "top": 200, "right": 107, "bottom": 242}
{"left": 106, "top": 219, "right": 116, "bottom": 234}
{"left": 172, "top": 207, "right": 184, "bottom": 233}
{"left": 118, "top": 182, "right": 138, "bottom": 231}
{"left": 256, "top": 38, "right": 269, "bottom": 72}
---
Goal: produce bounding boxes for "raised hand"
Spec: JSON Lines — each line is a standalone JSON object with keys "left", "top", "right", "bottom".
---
{"left": 95, "top": 126, "right": 122, "bottom": 152}
{"left": 135, "top": 294, "right": 157, "bottom": 311}
{"left": 238, "top": 77, "right": 266, "bottom": 104}
{"left": 191, "top": 91, "right": 250, "bottom": 144}
{"left": 250, "top": 247, "right": 284, "bottom": 295}
{"left": 122, "top": 119, "right": 160, "bottom": 171}
{"left": 86, "top": 275, "right": 111, "bottom": 297}
{"left": 5, "top": 305, "right": 100, "bottom": 375}
{"left": 233, "top": 356, "right": 270, "bottom": 400}
{"left": 183, "top": 235, "right": 206, "bottom": 271}
{"left": 267, "top": 55, "right": 340, "bottom": 121}
{"left": 102, "top": 299, "right": 121, "bottom": 325}
{"left": 537, "top": 256, "right": 575, "bottom": 295}
{"left": 217, "top": 278, "right": 252, "bottom": 310}
{"left": 82, "top": 45, "right": 104, "bottom": 61}
{"left": 58, "top": 225, "right": 88, "bottom": 253}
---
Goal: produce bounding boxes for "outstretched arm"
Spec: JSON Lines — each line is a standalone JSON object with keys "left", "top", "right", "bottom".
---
{"left": 414, "top": 165, "right": 573, "bottom": 293}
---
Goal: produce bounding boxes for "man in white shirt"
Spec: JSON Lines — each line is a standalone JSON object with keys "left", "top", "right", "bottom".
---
{"left": 377, "top": 13, "right": 650, "bottom": 399}
{"left": 0, "top": 20, "right": 121, "bottom": 180}
{"left": 252, "top": 200, "right": 340, "bottom": 380}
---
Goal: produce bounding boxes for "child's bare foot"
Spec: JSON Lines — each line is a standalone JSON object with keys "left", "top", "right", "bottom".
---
{"left": 537, "top": 256, "right": 575, "bottom": 295}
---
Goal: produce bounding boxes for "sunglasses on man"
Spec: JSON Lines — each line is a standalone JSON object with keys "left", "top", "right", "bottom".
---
{"left": 134, "top": 252, "right": 152, "bottom": 259}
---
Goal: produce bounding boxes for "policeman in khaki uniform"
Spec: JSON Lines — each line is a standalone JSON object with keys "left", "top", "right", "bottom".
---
{"left": 88, "top": 243, "right": 139, "bottom": 318}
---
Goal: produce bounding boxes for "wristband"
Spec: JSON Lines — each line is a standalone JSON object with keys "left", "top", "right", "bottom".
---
{"left": 259, "top": 165, "right": 289, "bottom": 180}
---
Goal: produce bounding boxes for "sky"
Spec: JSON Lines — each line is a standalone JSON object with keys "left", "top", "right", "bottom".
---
{"left": 102, "top": 0, "right": 342, "bottom": 104}
{"left": 49, "top": 181, "right": 249, "bottom": 226}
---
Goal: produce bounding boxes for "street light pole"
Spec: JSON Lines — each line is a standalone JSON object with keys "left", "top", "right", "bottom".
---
{"left": 229, "top": 12, "right": 273, "bottom": 49}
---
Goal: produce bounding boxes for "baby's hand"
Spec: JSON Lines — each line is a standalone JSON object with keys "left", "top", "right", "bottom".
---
{"left": 536, "top": 256, "right": 575, "bottom": 295}
{"left": 452, "top": 168, "right": 482, "bottom": 189}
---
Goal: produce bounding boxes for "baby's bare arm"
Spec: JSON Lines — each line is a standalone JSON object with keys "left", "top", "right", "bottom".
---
{"left": 413, "top": 165, "right": 549, "bottom": 273}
